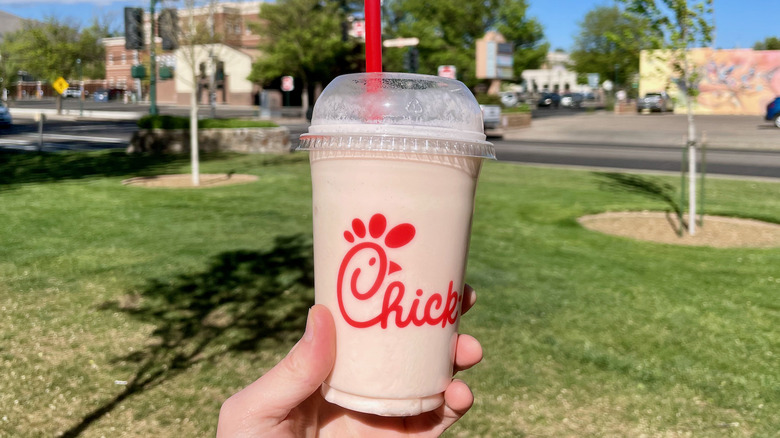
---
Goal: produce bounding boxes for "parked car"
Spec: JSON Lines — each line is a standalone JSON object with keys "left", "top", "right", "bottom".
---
{"left": 93, "top": 88, "right": 123, "bottom": 102}
{"left": 480, "top": 104, "right": 502, "bottom": 129}
{"left": 637, "top": 91, "right": 674, "bottom": 113}
{"left": 500, "top": 91, "right": 520, "bottom": 107}
{"left": 0, "top": 102, "right": 11, "bottom": 127}
{"left": 765, "top": 96, "right": 780, "bottom": 128}
{"left": 537, "top": 92, "right": 561, "bottom": 108}
{"left": 561, "top": 93, "right": 584, "bottom": 108}
{"left": 63, "top": 87, "right": 81, "bottom": 98}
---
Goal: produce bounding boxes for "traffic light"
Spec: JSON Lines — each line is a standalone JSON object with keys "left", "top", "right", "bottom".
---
{"left": 404, "top": 47, "right": 419, "bottom": 73}
{"left": 409, "top": 47, "right": 419, "bottom": 73}
{"left": 124, "top": 7, "right": 144, "bottom": 50}
{"left": 216, "top": 61, "right": 225, "bottom": 88}
{"left": 159, "top": 8, "right": 178, "bottom": 51}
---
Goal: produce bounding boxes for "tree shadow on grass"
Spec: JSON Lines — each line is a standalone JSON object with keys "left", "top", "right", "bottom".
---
{"left": 58, "top": 234, "right": 313, "bottom": 438}
{"left": 0, "top": 149, "right": 188, "bottom": 190}
{"left": 593, "top": 172, "right": 687, "bottom": 235}
{"left": 0, "top": 150, "right": 309, "bottom": 192}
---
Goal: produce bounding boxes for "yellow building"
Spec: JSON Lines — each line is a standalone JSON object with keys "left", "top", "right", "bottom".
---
{"left": 640, "top": 48, "right": 780, "bottom": 115}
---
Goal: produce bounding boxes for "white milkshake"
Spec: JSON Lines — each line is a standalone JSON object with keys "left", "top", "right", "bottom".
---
{"left": 299, "top": 73, "right": 494, "bottom": 416}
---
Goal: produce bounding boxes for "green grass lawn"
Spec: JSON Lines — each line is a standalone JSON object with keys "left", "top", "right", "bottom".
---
{"left": 0, "top": 150, "right": 778, "bottom": 437}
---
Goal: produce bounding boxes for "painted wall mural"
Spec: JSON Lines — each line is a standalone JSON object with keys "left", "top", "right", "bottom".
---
{"left": 640, "top": 48, "right": 780, "bottom": 115}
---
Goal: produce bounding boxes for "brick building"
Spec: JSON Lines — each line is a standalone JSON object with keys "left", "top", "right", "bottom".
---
{"left": 103, "top": 1, "right": 266, "bottom": 105}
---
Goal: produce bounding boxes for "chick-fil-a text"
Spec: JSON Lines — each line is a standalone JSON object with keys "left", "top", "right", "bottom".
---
{"left": 336, "top": 241, "right": 460, "bottom": 329}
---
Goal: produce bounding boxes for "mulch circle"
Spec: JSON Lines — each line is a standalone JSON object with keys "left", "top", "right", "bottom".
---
{"left": 578, "top": 211, "right": 780, "bottom": 248}
{"left": 122, "top": 173, "right": 258, "bottom": 188}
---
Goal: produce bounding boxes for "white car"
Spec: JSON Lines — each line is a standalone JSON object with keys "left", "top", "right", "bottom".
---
{"left": 499, "top": 92, "right": 519, "bottom": 107}
{"left": 480, "top": 104, "right": 502, "bottom": 129}
{"left": 63, "top": 87, "right": 84, "bottom": 98}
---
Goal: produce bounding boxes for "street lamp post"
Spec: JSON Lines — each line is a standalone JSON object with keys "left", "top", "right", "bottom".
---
{"left": 77, "top": 58, "right": 83, "bottom": 117}
{"left": 614, "top": 63, "right": 619, "bottom": 96}
{"left": 149, "top": 0, "right": 159, "bottom": 115}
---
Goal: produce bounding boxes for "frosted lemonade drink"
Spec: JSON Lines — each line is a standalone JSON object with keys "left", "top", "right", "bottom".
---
{"left": 298, "top": 73, "right": 494, "bottom": 416}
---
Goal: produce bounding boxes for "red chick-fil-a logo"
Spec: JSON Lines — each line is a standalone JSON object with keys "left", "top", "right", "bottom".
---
{"left": 337, "top": 213, "right": 461, "bottom": 329}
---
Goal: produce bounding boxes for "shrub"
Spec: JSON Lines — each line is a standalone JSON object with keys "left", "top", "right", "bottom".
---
{"left": 474, "top": 93, "right": 502, "bottom": 105}
{"left": 200, "top": 119, "right": 279, "bottom": 129}
{"left": 501, "top": 104, "right": 532, "bottom": 113}
{"left": 138, "top": 115, "right": 190, "bottom": 130}
{"left": 138, "top": 115, "right": 278, "bottom": 130}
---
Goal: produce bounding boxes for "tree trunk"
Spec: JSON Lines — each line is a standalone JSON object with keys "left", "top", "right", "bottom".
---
{"left": 190, "top": 69, "right": 200, "bottom": 187}
{"left": 187, "top": 0, "right": 200, "bottom": 187}
{"left": 302, "top": 79, "right": 309, "bottom": 118}
{"left": 684, "top": 55, "right": 697, "bottom": 236}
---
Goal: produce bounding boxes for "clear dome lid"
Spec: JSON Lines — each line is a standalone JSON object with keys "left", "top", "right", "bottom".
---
{"left": 299, "top": 73, "right": 495, "bottom": 159}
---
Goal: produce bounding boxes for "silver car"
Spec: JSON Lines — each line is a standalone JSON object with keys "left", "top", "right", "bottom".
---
{"left": 637, "top": 92, "right": 674, "bottom": 113}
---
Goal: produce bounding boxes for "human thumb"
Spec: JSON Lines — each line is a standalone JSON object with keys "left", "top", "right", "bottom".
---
{"left": 217, "top": 305, "right": 336, "bottom": 435}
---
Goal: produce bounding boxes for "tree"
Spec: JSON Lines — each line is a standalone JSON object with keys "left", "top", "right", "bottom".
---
{"left": 0, "top": 17, "right": 111, "bottom": 112}
{"left": 174, "top": 0, "right": 234, "bottom": 186}
{"left": 753, "top": 36, "right": 780, "bottom": 51}
{"left": 570, "top": 5, "right": 656, "bottom": 93}
{"left": 382, "top": 0, "right": 547, "bottom": 86}
{"left": 494, "top": 0, "right": 548, "bottom": 79}
{"left": 248, "top": 0, "right": 359, "bottom": 114}
{"left": 620, "top": 0, "right": 714, "bottom": 236}
{"left": 78, "top": 18, "right": 114, "bottom": 79}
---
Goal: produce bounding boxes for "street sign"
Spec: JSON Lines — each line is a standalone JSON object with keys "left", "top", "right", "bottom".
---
{"left": 281, "top": 76, "right": 294, "bottom": 92}
{"left": 52, "top": 77, "right": 69, "bottom": 95}
{"left": 587, "top": 73, "right": 600, "bottom": 89}
{"left": 437, "top": 65, "right": 456, "bottom": 79}
{"left": 383, "top": 37, "right": 420, "bottom": 48}
{"left": 351, "top": 20, "right": 365, "bottom": 39}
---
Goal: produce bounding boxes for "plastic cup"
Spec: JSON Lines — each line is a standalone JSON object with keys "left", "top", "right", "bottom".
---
{"left": 298, "top": 72, "right": 494, "bottom": 416}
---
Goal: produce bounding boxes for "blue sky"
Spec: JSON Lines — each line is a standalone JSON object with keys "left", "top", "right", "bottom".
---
{"left": 0, "top": 0, "right": 778, "bottom": 51}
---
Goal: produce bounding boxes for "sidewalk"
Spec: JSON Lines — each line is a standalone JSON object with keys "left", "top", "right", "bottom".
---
{"left": 10, "top": 107, "right": 144, "bottom": 121}
{"left": 503, "top": 111, "right": 780, "bottom": 151}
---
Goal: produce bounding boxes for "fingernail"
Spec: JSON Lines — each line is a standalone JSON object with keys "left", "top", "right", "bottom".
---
{"left": 302, "top": 307, "right": 315, "bottom": 343}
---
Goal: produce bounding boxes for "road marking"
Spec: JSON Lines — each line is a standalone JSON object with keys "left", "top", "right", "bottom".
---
{"left": 14, "top": 133, "right": 127, "bottom": 143}
{"left": 0, "top": 141, "right": 121, "bottom": 152}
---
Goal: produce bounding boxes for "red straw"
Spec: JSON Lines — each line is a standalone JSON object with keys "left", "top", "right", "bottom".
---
{"left": 365, "top": 0, "right": 382, "bottom": 72}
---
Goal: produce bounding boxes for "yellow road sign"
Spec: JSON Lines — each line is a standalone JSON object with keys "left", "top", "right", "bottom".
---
{"left": 52, "top": 77, "right": 69, "bottom": 95}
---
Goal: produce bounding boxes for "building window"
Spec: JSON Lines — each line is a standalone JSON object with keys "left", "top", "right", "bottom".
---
{"left": 108, "top": 54, "right": 114, "bottom": 66}
{"left": 121, "top": 53, "right": 126, "bottom": 65}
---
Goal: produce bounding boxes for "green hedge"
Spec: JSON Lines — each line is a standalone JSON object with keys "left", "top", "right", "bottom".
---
{"left": 501, "top": 104, "right": 531, "bottom": 113}
{"left": 138, "top": 115, "right": 279, "bottom": 130}
{"left": 474, "top": 93, "right": 502, "bottom": 105}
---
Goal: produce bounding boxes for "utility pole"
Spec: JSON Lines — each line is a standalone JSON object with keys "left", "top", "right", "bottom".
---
{"left": 149, "top": 0, "right": 159, "bottom": 115}
{"left": 77, "top": 58, "right": 83, "bottom": 117}
{"left": 135, "top": 50, "right": 142, "bottom": 102}
{"left": 208, "top": 3, "right": 216, "bottom": 118}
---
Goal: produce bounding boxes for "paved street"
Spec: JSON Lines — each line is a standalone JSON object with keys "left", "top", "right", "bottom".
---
{"left": 505, "top": 111, "right": 779, "bottom": 150}
{"left": 492, "top": 140, "right": 780, "bottom": 179}
{"left": 2, "top": 100, "right": 779, "bottom": 180}
{"left": 0, "top": 118, "right": 136, "bottom": 152}
{"left": 491, "top": 111, "right": 780, "bottom": 179}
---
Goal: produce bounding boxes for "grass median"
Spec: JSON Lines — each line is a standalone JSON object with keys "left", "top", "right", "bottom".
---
{"left": 0, "top": 150, "right": 778, "bottom": 437}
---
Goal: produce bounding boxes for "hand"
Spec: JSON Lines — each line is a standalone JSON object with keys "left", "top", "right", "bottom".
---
{"left": 217, "top": 285, "right": 483, "bottom": 437}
